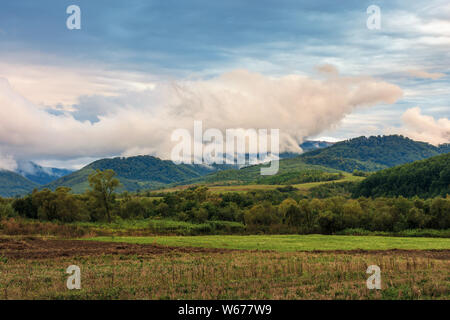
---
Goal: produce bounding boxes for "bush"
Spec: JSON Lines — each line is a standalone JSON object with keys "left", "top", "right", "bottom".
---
{"left": 0, "top": 203, "right": 16, "bottom": 218}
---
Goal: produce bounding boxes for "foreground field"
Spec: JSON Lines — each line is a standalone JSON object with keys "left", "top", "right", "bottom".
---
{"left": 0, "top": 237, "right": 448, "bottom": 299}
{"left": 89, "top": 234, "right": 450, "bottom": 251}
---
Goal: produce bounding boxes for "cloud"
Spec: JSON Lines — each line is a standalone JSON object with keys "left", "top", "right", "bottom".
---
{"left": 407, "top": 69, "right": 446, "bottom": 80}
{"left": 393, "top": 107, "right": 450, "bottom": 145}
{"left": 0, "top": 61, "right": 156, "bottom": 107}
{"left": 0, "top": 153, "right": 17, "bottom": 171}
{"left": 0, "top": 68, "right": 402, "bottom": 164}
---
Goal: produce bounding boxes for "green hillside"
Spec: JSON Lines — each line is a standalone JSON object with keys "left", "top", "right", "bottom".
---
{"left": 179, "top": 135, "right": 449, "bottom": 187}
{"left": 45, "top": 155, "right": 225, "bottom": 193}
{"left": 0, "top": 170, "right": 39, "bottom": 197}
{"left": 353, "top": 153, "right": 450, "bottom": 198}
{"left": 179, "top": 157, "right": 342, "bottom": 186}
{"left": 300, "top": 135, "right": 448, "bottom": 172}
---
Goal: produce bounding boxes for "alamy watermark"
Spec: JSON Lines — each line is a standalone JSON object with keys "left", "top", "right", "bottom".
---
{"left": 366, "top": 265, "right": 381, "bottom": 289}
{"left": 66, "top": 5, "right": 81, "bottom": 30}
{"left": 367, "top": 5, "right": 381, "bottom": 30}
{"left": 66, "top": 265, "right": 81, "bottom": 290}
{"left": 171, "top": 121, "right": 279, "bottom": 175}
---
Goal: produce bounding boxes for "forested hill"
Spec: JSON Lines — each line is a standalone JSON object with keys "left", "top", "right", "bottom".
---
{"left": 45, "top": 155, "right": 229, "bottom": 193}
{"left": 300, "top": 135, "right": 449, "bottom": 172}
{"left": 353, "top": 153, "right": 450, "bottom": 198}
{"left": 0, "top": 170, "right": 39, "bottom": 197}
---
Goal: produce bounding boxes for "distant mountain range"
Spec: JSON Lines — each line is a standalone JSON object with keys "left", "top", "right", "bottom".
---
{"left": 16, "top": 161, "right": 73, "bottom": 185}
{"left": 0, "top": 136, "right": 448, "bottom": 197}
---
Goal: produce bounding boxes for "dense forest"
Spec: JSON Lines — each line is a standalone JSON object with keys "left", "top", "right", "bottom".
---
{"left": 300, "top": 135, "right": 448, "bottom": 172}
{"left": 353, "top": 153, "right": 450, "bottom": 198}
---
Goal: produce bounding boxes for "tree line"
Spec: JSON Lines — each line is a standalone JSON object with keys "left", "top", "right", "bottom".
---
{"left": 0, "top": 169, "right": 448, "bottom": 234}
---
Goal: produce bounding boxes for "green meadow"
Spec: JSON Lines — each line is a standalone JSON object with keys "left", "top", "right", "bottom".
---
{"left": 88, "top": 234, "right": 450, "bottom": 252}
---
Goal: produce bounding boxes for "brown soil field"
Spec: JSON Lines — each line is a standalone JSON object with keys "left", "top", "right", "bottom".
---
{"left": 0, "top": 236, "right": 449, "bottom": 260}
{"left": 0, "top": 237, "right": 232, "bottom": 259}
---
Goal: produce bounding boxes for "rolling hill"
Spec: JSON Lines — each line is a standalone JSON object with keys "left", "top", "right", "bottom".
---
{"left": 177, "top": 157, "right": 343, "bottom": 186}
{"left": 178, "top": 135, "right": 449, "bottom": 187}
{"left": 353, "top": 153, "right": 450, "bottom": 198}
{"left": 300, "top": 135, "right": 449, "bottom": 172}
{"left": 45, "top": 155, "right": 230, "bottom": 193}
{"left": 0, "top": 170, "right": 39, "bottom": 197}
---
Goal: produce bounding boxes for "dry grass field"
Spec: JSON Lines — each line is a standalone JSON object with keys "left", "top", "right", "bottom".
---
{"left": 0, "top": 237, "right": 448, "bottom": 300}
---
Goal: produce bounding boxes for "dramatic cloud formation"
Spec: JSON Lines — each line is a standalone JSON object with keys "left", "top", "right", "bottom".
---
{"left": 395, "top": 107, "right": 450, "bottom": 145}
{"left": 0, "top": 68, "right": 402, "bottom": 168}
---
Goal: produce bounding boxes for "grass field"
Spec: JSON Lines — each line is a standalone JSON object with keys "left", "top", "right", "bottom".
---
{"left": 153, "top": 172, "right": 364, "bottom": 194}
{"left": 88, "top": 234, "right": 450, "bottom": 251}
{"left": 0, "top": 238, "right": 448, "bottom": 300}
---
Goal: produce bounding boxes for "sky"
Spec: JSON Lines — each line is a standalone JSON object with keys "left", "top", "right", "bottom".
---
{"left": 0, "top": 0, "right": 449, "bottom": 170}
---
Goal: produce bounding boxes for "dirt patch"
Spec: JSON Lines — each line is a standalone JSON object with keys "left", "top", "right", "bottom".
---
{"left": 0, "top": 237, "right": 232, "bottom": 260}
{"left": 0, "top": 237, "right": 449, "bottom": 260}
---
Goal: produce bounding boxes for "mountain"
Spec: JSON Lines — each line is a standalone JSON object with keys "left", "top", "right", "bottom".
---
{"left": 353, "top": 153, "right": 450, "bottom": 198}
{"left": 300, "top": 135, "right": 449, "bottom": 172}
{"left": 438, "top": 143, "right": 450, "bottom": 154}
{"left": 185, "top": 135, "right": 449, "bottom": 187}
{"left": 15, "top": 161, "right": 73, "bottom": 185}
{"left": 279, "top": 140, "right": 334, "bottom": 158}
{"left": 45, "top": 155, "right": 230, "bottom": 193}
{"left": 0, "top": 170, "right": 39, "bottom": 197}
{"left": 300, "top": 140, "right": 335, "bottom": 152}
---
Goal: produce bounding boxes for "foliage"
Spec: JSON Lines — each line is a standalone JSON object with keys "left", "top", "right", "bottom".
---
{"left": 87, "top": 169, "right": 121, "bottom": 223}
{"left": 353, "top": 153, "right": 450, "bottom": 198}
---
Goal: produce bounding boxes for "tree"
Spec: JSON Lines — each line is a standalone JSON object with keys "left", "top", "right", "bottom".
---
{"left": 87, "top": 169, "right": 120, "bottom": 223}
{"left": 278, "top": 198, "right": 300, "bottom": 226}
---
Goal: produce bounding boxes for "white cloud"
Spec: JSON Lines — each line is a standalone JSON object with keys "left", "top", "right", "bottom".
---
{"left": 0, "top": 68, "right": 403, "bottom": 165}
{"left": 0, "top": 153, "right": 17, "bottom": 171}
{"left": 0, "top": 61, "right": 156, "bottom": 107}
{"left": 392, "top": 107, "right": 450, "bottom": 145}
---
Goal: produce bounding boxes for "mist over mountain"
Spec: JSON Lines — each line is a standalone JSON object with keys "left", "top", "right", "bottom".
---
{"left": 15, "top": 161, "right": 73, "bottom": 185}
